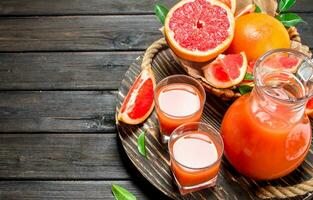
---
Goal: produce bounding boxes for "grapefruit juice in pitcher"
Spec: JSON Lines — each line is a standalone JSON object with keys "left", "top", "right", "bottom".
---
{"left": 221, "top": 49, "right": 313, "bottom": 180}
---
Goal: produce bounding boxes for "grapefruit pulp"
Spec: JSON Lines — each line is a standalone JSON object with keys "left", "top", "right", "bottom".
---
{"left": 202, "top": 52, "right": 247, "bottom": 88}
{"left": 118, "top": 67, "right": 155, "bottom": 125}
{"left": 164, "top": 0, "right": 235, "bottom": 62}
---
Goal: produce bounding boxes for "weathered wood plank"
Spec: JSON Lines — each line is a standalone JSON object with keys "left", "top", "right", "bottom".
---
{"left": 0, "top": 181, "right": 171, "bottom": 200}
{"left": 0, "top": 16, "right": 162, "bottom": 52}
{"left": 0, "top": 0, "right": 310, "bottom": 15}
{"left": 0, "top": 14, "right": 311, "bottom": 52}
{"left": 0, "top": 91, "right": 116, "bottom": 132}
{"left": 0, "top": 0, "right": 177, "bottom": 15}
{"left": 0, "top": 52, "right": 141, "bottom": 90}
{"left": 0, "top": 134, "right": 131, "bottom": 179}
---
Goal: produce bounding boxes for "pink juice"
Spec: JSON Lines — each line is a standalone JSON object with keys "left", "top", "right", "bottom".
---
{"left": 155, "top": 83, "right": 204, "bottom": 136}
{"left": 169, "top": 131, "right": 222, "bottom": 187}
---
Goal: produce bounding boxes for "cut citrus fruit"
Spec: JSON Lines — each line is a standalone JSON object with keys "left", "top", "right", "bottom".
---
{"left": 263, "top": 53, "right": 301, "bottom": 73}
{"left": 228, "top": 13, "right": 291, "bottom": 61}
{"left": 164, "top": 0, "right": 235, "bottom": 62}
{"left": 306, "top": 97, "right": 313, "bottom": 117}
{"left": 203, "top": 52, "right": 247, "bottom": 88}
{"left": 218, "top": 0, "right": 236, "bottom": 13}
{"left": 235, "top": 4, "right": 255, "bottom": 19}
{"left": 118, "top": 67, "right": 155, "bottom": 125}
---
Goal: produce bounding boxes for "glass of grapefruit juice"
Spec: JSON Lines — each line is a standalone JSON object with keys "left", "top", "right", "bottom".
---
{"left": 168, "top": 122, "right": 224, "bottom": 195}
{"left": 154, "top": 75, "right": 206, "bottom": 143}
{"left": 221, "top": 49, "right": 313, "bottom": 180}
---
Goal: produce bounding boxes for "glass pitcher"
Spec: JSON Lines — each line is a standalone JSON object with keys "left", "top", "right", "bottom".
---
{"left": 221, "top": 49, "right": 313, "bottom": 180}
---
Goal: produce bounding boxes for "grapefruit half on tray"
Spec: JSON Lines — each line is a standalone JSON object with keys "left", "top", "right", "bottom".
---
{"left": 164, "top": 0, "right": 235, "bottom": 62}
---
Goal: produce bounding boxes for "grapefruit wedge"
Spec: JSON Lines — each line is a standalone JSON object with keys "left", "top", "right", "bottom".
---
{"left": 118, "top": 67, "right": 155, "bottom": 125}
{"left": 218, "top": 0, "right": 236, "bottom": 13}
{"left": 235, "top": 4, "right": 256, "bottom": 19}
{"left": 203, "top": 52, "right": 248, "bottom": 88}
{"left": 263, "top": 53, "right": 301, "bottom": 73}
{"left": 164, "top": 0, "right": 235, "bottom": 62}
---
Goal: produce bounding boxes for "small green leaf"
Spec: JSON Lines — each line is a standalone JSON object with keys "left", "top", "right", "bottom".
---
{"left": 112, "top": 184, "right": 137, "bottom": 200}
{"left": 154, "top": 4, "right": 169, "bottom": 25}
{"left": 244, "top": 73, "right": 254, "bottom": 81}
{"left": 137, "top": 132, "right": 146, "bottom": 157}
{"left": 276, "top": 13, "right": 305, "bottom": 27}
{"left": 239, "top": 85, "right": 253, "bottom": 95}
{"left": 279, "top": 0, "right": 296, "bottom": 13}
{"left": 255, "top": 5, "right": 262, "bottom": 13}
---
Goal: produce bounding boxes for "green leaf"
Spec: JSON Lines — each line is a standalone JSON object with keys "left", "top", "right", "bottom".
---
{"left": 244, "top": 73, "right": 254, "bottom": 81}
{"left": 276, "top": 13, "right": 305, "bottom": 27}
{"left": 279, "top": 0, "right": 296, "bottom": 13}
{"left": 154, "top": 4, "right": 169, "bottom": 25}
{"left": 239, "top": 85, "right": 253, "bottom": 95}
{"left": 255, "top": 5, "right": 262, "bottom": 13}
{"left": 137, "top": 132, "right": 146, "bottom": 157}
{"left": 112, "top": 184, "right": 137, "bottom": 200}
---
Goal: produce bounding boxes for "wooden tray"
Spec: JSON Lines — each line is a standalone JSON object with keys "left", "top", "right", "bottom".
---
{"left": 115, "top": 48, "right": 313, "bottom": 200}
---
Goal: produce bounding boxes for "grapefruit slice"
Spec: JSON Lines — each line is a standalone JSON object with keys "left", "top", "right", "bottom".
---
{"left": 235, "top": 4, "right": 256, "bottom": 19}
{"left": 164, "top": 0, "right": 235, "bottom": 62}
{"left": 118, "top": 67, "right": 155, "bottom": 125}
{"left": 263, "top": 53, "right": 301, "bottom": 73}
{"left": 306, "top": 98, "right": 313, "bottom": 117}
{"left": 203, "top": 52, "right": 247, "bottom": 88}
{"left": 218, "top": 0, "right": 236, "bottom": 13}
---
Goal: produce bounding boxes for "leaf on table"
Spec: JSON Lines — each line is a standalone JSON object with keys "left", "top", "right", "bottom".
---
{"left": 239, "top": 85, "right": 253, "bottom": 95}
{"left": 112, "top": 184, "right": 137, "bottom": 200}
{"left": 154, "top": 4, "right": 169, "bottom": 25}
{"left": 276, "top": 13, "right": 305, "bottom": 27}
{"left": 137, "top": 131, "right": 146, "bottom": 157}
{"left": 253, "top": 0, "right": 278, "bottom": 16}
{"left": 235, "top": 0, "right": 253, "bottom": 14}
{"left": 279, "top": 0, "right": 296, "bottom": 13}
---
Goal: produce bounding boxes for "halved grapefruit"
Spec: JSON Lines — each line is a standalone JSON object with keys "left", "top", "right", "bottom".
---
{"left": 218, "top": 0, "right": 236, "bottom": 13}
{"left": 118, "top": 67, "right": 155, "bottom": 125}
{"left": 306, "top": 97, "right": 313, "bottom": 117}
{"left": 164, "top": 0, "right": 235, "bottom": 62}
{"left": 202, "top": 52, "right": 247, "bottom": 88}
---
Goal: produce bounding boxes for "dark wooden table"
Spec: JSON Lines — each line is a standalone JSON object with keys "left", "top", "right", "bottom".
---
{"left": 0, "top": 1, "right": 312, "bottom": 199}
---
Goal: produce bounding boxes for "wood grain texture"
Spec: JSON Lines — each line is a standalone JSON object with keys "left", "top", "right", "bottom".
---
{"left": 0, "top": 0, "right": 310, "bottom": 16}
{"left": 0, "top": 134, "right": 130, "bottom": 179}
{"left": 116, "top": 49, "right": 313, "bottom": 200}
{"left": 0, "top": 52, "right": 141, "bottom": 90}
{"left": 0, "top": 14, "right": 311, "bottom": 52}
{"left": 0, "top": 16, "right": 162, "bottom": 52}
{"left": 0, "top": 0, "right": 177, "bottom": 15}
{"left": 0, "top": 180, "right": 169, "bottom": 200}
{"left": 0, "top": 91, "right": 116, "bottom": 132}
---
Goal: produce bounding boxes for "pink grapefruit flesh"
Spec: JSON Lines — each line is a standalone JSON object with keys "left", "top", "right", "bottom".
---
{"left": 118, "top": 67, "right": 155, "bottom": 125}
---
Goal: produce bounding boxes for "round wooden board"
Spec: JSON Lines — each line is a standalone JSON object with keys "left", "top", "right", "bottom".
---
{"left": 115, "top": 48, "right": 313, "bottom": 200}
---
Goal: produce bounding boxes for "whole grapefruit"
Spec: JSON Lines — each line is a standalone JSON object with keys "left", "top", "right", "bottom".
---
{"left": 228, "top": 13, "right": 291, "bottom": 61}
